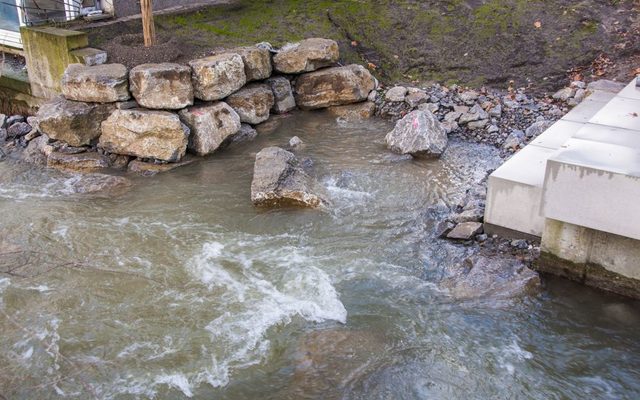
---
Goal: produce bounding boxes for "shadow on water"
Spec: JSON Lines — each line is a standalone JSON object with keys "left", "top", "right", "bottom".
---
{"left": 1, "top": 111, "right": 640, "bottom": 399}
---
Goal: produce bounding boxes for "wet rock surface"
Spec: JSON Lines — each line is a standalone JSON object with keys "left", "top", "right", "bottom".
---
{"left": 61, "top": 63, "right": 130, "bottom": 103}
{"left": 385, "top": 110, "right": 447, "bottom": 157}
{"left": 251, "top": 146, "right": 327, "bottom": 208}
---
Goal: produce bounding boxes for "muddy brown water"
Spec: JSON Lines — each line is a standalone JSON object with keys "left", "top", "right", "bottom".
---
{"left": 1, "top": 112, "right": 640, "bottom": 399}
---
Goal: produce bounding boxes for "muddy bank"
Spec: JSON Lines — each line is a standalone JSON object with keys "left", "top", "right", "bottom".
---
{"left": 82, "top": 0, "right": 639, "bottom": 93}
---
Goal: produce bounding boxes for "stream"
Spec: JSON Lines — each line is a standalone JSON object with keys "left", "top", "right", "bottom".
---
{"left": 1, "top": 112, "right": 640, "bottom": 399}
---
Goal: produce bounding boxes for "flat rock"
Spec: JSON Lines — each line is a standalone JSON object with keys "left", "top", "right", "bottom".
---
{"left": 36, "top": 96, "right": 114, "bottom": 147}
{"left": 99, "top": 109, "right": 189, "bottom": 162}
{"left": 47, "top": 151, "right": 110, "bottom": 173}
{"left": 189, "top": 53, "right": 246, "bottom": 101}
{"left": 266, "top": 76, "right": 296, "bottom": 114}
{"left": 586, "top": 80, "right": 626, "bottom": 93}
{"left": 251, "top": 146, "right": 327, "bottom": 208}
{"left": 128, "top": 158, "right": 195, "bottom": 176}
{"left": 294, "top": 64, "right": 376, "bottom": 110}
{"left": 440, "top": 256, "right": 540, "bottom": 300}
{"left": 129, "top": 63, "right": 194, "bottom": 109}
{"left": 385, "top": 110, "right": 448, "bottom": 157}
{"left": 226, "top": 83, "right": 275, "bottom": 124}
{"left": 385, "top": 86, "right": 407, "bottom": 102}
{"left": 225, "top": 46, "right": 272, "bottom": 81}
{"left": 273, "top": 38, "right": 339, "bottom": 74}
{"left": 61, "top": 63, "right": 130, "bottom": 103}
{"left": 179, "top": 102, "right": 241, "bottom": 156}
{"left": 447, "top": 222, "right": 483, "bottom": 240}
{"left": 327, "top": 101, "right": 376, "bottom": 121}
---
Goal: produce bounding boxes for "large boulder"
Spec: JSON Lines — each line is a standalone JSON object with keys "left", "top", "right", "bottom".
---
{"left": 36, "top": 96, "right": 114, "bottom": 147}
{"left": 385, "top": 110, "right": 448, "bottom": 157}
{"left": 178, "top": 102, "right": 241, "bottom": 156}
{"left": 294, "top": 64, "right": 376, "bottom": 110}
{"left": 273, "top": 38, "right": 339, "bottom": 74}
{"left": 439, "top": 256, "right": 540, "bottom": 300}
{"left": 226, "top": 83, "right": 275, "bottom": 124}
{"left": 129, "top": 63, "right": 194, "bottom": 109}
{"left": 99, "top": 109, "right": 189, "bottom": 162}
{"left": 225, "top": 46, "right": 272, "bottom": 81}
{"left": 189, "top": 53, "right": 246, "bottom": 101}
{"left": 251, "top": 146, "right": 327, "bottom": 208}
{"left": 266, "top": 76, "right": 296, "bottom": 114}
{"left": 61, "top": 63, "right": 129, "bottom": 103}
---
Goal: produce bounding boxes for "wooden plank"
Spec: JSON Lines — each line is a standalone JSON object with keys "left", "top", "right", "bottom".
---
{"left": 140, "top": 0, "right": 156, "bottom": 47}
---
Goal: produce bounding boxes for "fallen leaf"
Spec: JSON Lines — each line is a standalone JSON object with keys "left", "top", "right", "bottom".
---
{"left": 351, "top": 40, "right": 358, "bottom": 46}
{"left": 534, "top": 20, "right": 542, "bottom": 29}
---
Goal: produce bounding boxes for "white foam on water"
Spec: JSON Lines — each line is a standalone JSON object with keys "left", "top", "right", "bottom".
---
{"left": 494, "top": 338, "right": 534, "bottom": 375}
{"left": 155, "top": 373, "right": 194, "bottom": 398}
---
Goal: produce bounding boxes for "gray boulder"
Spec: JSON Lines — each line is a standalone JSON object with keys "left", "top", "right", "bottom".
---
{"left": 447, "top": 222, "right": 483, "bottom": 240}
{"left": 61, "top": 63, "right": 130, "bottom": 103}
{"left": 439, "top": 256, "right": 540, "bottom": 300}
{"left": 273, "top": 38, "right": 339, "bottom": 74}
{"left": 228, "top": 123, "right": 258, "bottom": 144}
{"left": 226, "top": 83, "right": 275, "bottom": 124}
{"left": 99, "top": 109, "right": 189, "bottom": 162}
{"left": 189, "top": 53, "right": 247, "bottom": 101}
{"left": 385, "top": 110, "right": 448, "bottom": 157}
{"left": 251, "top": 146, "right": 327, "bottom": 208}
{"left": 7, "top": 122, "right": 32, "bottom": 138}
{"left": 36, "top": 96, "right": 114, "bottom": 147}
{"left": 294, "top": 64, "right": 376, "bottom": 110}
{"left": 179, "top": 102, "right": 241, "bottom": 156}
{"left": 266, "top": 76, "right": 296, "bottom": 114}
{"left": 129, "top": 63, "right": 194, "bottom": 109}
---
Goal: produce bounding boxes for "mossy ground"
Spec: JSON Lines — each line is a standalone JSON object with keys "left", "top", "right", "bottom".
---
{"left": 85, "top": 0, "right": 639, "bottom": 93}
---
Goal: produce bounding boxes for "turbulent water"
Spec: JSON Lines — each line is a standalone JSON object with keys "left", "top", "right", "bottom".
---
{"left": 1, "top": 112, "right": 639, "bottom": 399}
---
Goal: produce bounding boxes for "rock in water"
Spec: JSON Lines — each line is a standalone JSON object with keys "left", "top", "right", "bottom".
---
{"left": 327, "top": 101, "right": 376, "bottom": 121}
{"left": 61, "top": 63, "right": 130, "bottom": 103}
{"left": 251, "top": 146, "right": 327, "bottom": 208}
{"left": 189, "top": 53, "right": 246, "bottom": 101}
{"left": 447, "top": 222, "right": 483, "bottom": 240}
{"left": 128, "top": 158, "right": 195, "bottom": 176}
{"left": 225, "top": 46, "right": 272, "bottom": 81}
{"left": 226, "top": 83, "right": 275, "bottom": 124}
{"left": 99, "top": 109, "right": 189, "bottom": 162}
{"left": 294, "top": 64, "right": 376, "bottom": 110}
{"left": 385, "top": 110, "right": 448, "bottom": 157}
{"left": 37, "top": 96, "right": 114, "bottom": 147}
{"left": 179, "top": 102, "right": 241, "bottom": 156}
{"left": 129, "top": 63, "right": 194, "bottom": 109}
{"left": 266, "top": 76, "right": 296, "bottom": 114}
{"left": 440, "top": 256, "right": 540, "bottom": 300}
{"left": 273, "top": 38, "right": 339, "bottom": 74}
{"left": 47, "top": 151, "right": 110, "bottom": 173}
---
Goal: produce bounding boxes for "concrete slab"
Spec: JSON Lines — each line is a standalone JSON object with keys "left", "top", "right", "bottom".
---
{"left": 543, "top": 138, "right": 640, "bottom": 240}
{"left": 588, "top": 97, "right": 640, "bottom": 131}
{"left": 561, "top": 94, "right": 614, "bottom": 123}
{"left": 573, "top": 123, "right": 640, "bottom": 149}
{"left": 618, "top": 79, "right": 640, "bottom": 100}
{"left": 530, "top": 120, "right": 584, "bottom": 149}
{"left": 485, "top": 145, "right": 557, "bottom": 237}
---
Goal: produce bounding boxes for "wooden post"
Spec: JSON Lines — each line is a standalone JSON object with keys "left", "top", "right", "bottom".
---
{"left": 141, "top": 0, "right": 156, "bottom": 47}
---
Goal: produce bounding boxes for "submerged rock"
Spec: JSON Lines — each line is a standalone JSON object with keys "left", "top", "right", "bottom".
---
{"left": 129, "top": 63, "right": 194, "bottom": 109}
{"left": 69, "top": 173, "right": 132, "bottom": 195}
{"left": 226, "top": 83, "right": 275, "bottom": 124}
{"left": 266, "top": 76, "right": 296, "bottom": 114}
{"left": 385, "top": 110, "right": 448, "bottom": 157}
{"left": 179, "top": 102, "right": 241, "bottom": 156}
{"left": 61, "top": 63, "right": 130, "bottom": 103}
{"left": 128, "top": 158, "right": 195, "bottom": 176}
{"left": 273, "top": 38, "right": 339, "bottom": 74}
{"left": 327, "top": 101, "right": 376, "bottom": 121}
{"left": 228, "top": 123, "right": 258, "bottom": 144}
{"left": 251, "top": 146, "right": 327, "bottom": 208}
{"left": 99, "top": 109, "right": 190, "bottom": 162}
{"left": 440, "top": 256, "right": 540, "bottom": 300}
{"left": 189, "top": 53, "right": 247, "bottom": 101}
{"left": 36, "top": 96, "right": 114, "bottom": 147}
{"left": 294, "top": 64, "right": 376, "bottom": 110}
